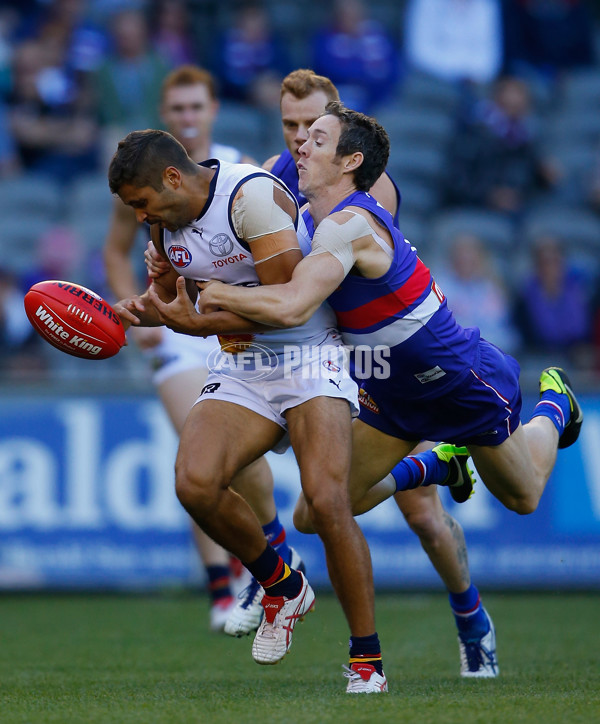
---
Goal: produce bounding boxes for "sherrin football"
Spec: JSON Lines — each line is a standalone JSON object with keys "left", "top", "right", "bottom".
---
{"left": 24, "top": 280, "right": 126, "bottom": 360}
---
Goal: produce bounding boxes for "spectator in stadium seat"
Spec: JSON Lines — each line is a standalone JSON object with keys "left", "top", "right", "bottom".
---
{"left": 443, "top": 75, "right": 557, "bottom": 214}
{"left": 150, "top": 0, "right": 199, "bottom": 68}
{"left": 592, "top": 287, "right": 600, "bottom": 373}
{"left": 7, "top": 37, "right": 99, "bottom": 184}
{"left": 503, "top": 0, "right": 595, "bottom": 88}
{"left": 586, "top": 144, "right": 600, "bottom": 214}
{"left": 434, "top": 233, "right": 520, "bottom": 354}
{"left": 0, "top": 269, "right": 46, "bottom": 378}
{"left": 0, "top": 98, "right": 21, "bottom": 177}
{"left": 310, "top": 0, "right": 401, "bottom": 113}
{"left": 212, "top": 3, "right": 291, "bottom": 109}
{"left": 93, "top": 8, "right": 170, "bottom": 166}
{"left": 513, "top": 234, "right": 594, "bottom": 364}
{"left": 403, "top": 0, "right": 504, "bottom": 85}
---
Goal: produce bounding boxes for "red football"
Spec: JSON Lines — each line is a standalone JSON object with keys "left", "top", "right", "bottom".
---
{"left": 24, "top": 280, "right": 126, "bottom": 360}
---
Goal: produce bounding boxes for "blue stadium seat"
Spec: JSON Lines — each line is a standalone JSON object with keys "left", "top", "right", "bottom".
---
{"left": 67, "top": 173, "right": 114, "bottom": 221}
{"left": 0, "top": 216, "right": 55, "bottom": 276}
{"left": 541, "top": 109, "right": 600, "bottom": 151}
{"left": 399, "top": 70, "right": 461, "bottom": 113}
{"left": 376, "top": 105, "right": 454, "bottom": 146}
{"left": 387, "top": 144, "right": 446, "bottom": 185}
{"left": 522, "top": 205, "right": 600, "bottom": 275}
{"left": 394, "top": 176, "right": 440, "bottom": 215}
{"left": 213, "top": 101, "right": 270, "bottom": 163}
{"left": 430, "top": 207, "right": 516, "bottom": 252}
{"left": 561, "top": 68, "right": 600, "bottom": 110}
{"left": 0, "top": 173, "right": 63, "bottom": 223}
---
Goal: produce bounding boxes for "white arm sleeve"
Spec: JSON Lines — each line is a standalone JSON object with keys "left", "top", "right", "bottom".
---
{"left": 231, "top": 176, "right": 296, "bottom": 241}
{"left": 308, "top": 213, "right": 376, "bottom": 276}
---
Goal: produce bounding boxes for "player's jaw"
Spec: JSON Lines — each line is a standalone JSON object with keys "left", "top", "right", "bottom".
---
{"left": 297, "top": 159, "right": 316, "bottom": 199}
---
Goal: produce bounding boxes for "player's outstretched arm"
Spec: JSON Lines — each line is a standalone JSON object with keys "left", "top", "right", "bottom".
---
{"left": 103, "top": 199, "right": 143, "bottom": 300}
{"left": 147, "top": 276, "right": 272, "bottom": 337}
{"left": 199, "top": 251, "right": 345, "bottom": 328}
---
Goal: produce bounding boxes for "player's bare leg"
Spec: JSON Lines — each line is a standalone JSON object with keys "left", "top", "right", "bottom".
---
{"left": 286, "top": 396, "right": 386, "bottom": 689}
{"left": 394, "top": 482, "right": 498, "bottom": 676}
{"left": 230, "top": 456, "right": 276, "bottom": 524}
{"left": 159, "top": 368, "right": 236, "bottom": 627}
{"left": 287, "top": 397, "right": 371, "bottom": 629}
{"left": 293, "top": 418, "right": 415, "bottom": 533}
{"left": 395, "top": 485, "right": 470, "bottom": 591}
{"left": 388, "top": 366, "right": 583, "bottom": 516}
{"left": 468, "top": 420, "right": 558, "bottom": 514}
{"left": 160, "top": 369, "right": 285, "bottom": 629}
{"left": 175, "top": 399, "right": 282, "bottom": 558}
{"left": 224, "top": 455, "right": 284, "bottom": 639}
{"left": 175, "top": 398, "right": 313, "bottom": 665}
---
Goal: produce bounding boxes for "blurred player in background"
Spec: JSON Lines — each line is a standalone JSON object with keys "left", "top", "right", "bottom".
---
{"left": 103, "top": 65, "right": 300, "bottom": 632}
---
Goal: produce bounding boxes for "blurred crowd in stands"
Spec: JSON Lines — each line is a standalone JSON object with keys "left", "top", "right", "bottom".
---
{"left": 1, "top": 0, "right": 600, "bottom": 387}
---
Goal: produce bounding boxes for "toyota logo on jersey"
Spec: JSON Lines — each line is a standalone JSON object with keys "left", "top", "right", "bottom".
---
{"left": 168, "top": 246, "right": 192, "bottom": 267}
{"left": 209, "top": 233, "right": 235, "bottom": 257}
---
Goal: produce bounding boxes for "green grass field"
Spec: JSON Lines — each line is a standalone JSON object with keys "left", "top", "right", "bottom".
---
{"left": 0, "top": 591, "right": 598, "bottom": 723}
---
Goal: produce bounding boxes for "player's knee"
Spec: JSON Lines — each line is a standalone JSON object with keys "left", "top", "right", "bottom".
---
{"left": 505, "top": 495, "right": 538, "bottom": 515}
{"left": 403, "top": 508, "right": 445, "bottom": 544}
{"left": 293, "top": 506, "right": 315, "bottom": 534}
{"left": 303, "top": 482, "right": 349, "bottom": 530}
{"left": 175, "top": 461, "right": 221, "bottom": 515}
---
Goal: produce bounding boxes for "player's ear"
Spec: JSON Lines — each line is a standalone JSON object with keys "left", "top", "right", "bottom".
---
{"left": 164, "top": 166, "right": 182, "bottom": 189}
{"left": 345, "top": 152, "right": 363, "bottom": 172}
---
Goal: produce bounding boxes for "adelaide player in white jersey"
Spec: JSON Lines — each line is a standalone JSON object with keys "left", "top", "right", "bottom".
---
{"left": 109, "top": 129, "right": 388, "bottom": 692}
{"left": 103, "top": 65, "right": 295, "bottom": 633}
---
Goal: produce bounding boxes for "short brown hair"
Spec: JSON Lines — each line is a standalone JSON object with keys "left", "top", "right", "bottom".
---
{"left": 325, "top": 101, "right": 389, "bottom": 192}
{"left": 280, "top": 69, "right": 339, "bottom": 104}
{"left": 108, "top": 129, "right": 198, "bottom": 194}
{"left": 161, "top": 65, "right": 218, "bottom": 102}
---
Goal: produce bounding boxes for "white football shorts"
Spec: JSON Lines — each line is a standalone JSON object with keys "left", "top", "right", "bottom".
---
{"left": 145, "top": 326, "right": 220, "bottom": 386}
{"left": 193, "top": 331, "right": 359, "bottom": 452}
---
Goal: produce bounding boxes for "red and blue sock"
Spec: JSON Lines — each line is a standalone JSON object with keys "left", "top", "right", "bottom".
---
{"left": 531, "top": 389, "right": 570, "bottom": 437}
{"left": 206, "top": 564, "right": 233, "bottom": 606}
{"left": 449, "top": 584, "right": 489, "bottom": 640}
{"left": 390, "top": 451, "right": 448, "bottom": 492}
{"left": 262, "top": 513, "right": 292, "bottom": 567}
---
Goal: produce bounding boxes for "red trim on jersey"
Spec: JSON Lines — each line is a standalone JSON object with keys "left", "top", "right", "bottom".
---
{"left": 334, "top": 258, "right": 431, "bottom": 330}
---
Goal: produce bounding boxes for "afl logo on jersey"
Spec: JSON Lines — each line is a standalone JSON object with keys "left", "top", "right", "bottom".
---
{"left": 168, "top": 246, "right": 192, "bottom": 267}
{"left": 209, "top": 233, "right": 234, "bottom": 257}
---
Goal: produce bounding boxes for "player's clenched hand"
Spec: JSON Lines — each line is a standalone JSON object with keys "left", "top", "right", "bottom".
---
{"left": 144, "top": 240, "right": 171, "bottom": 278}
{"left": 196, "top": 280, "right": 226, "bottom": 314}
{"left": 147, "top": 276, "right": 204, "bottom": 335}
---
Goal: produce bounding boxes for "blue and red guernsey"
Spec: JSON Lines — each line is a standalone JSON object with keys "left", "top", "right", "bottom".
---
{"left": 303, "top": 191, "right": 481, "bottom": 401}
{"left": 271, "top": 150, "right": 307, "bottom": 207}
